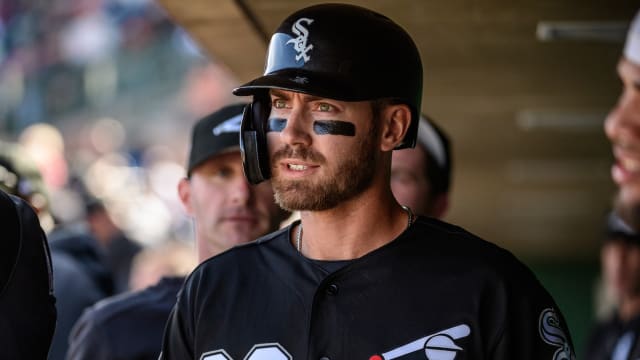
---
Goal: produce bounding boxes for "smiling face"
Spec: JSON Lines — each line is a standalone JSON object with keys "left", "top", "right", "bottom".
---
{"left": 266, "top": 89, "right": 380, "bottom": 211}
{"left": 605, "top": 59, "right": 640, "bottom": 227}
{"left": 178, "top": 151, "right": 284, "bottom": 261}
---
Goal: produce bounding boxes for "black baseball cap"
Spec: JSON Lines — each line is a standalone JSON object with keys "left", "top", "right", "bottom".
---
{"left": 187, "top": 103, "right": 247, "bottom": 176}
{"left": 416, "top": 115, "right": 452, "bottom": 194}
{"left": 606, "top": 211, "right": 640, "bottom": 246}
{"left": 233, "top": 3, "right": 422, "bottom": 149}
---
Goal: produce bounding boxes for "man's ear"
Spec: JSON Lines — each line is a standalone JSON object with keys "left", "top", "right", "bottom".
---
{"left": 380, "top": 104, "right": 412, "bottom": 151}
{"left": 177, "top": 178, "right": 193, "bottom": 215}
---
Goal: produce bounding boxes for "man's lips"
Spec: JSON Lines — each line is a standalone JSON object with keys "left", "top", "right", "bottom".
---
{"left": 223, "top": 214, "right": 257, "bottom": 223}
{"left": 277, "top": 159, "right": 319, "bottom": 176}
{"left": 612, "top": 146, "right": 640, "bottom": 184}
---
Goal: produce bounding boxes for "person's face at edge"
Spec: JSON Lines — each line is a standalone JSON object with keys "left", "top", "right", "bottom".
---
{"left": 605, "top": 59, "right": 640, "bottom": 228}
{"left": 391, "top": 146, "right": 436, "bottom": 217}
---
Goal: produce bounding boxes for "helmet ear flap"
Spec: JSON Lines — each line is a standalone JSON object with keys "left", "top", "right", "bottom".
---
{"left": 240, "top": 95, "right": 272, "bottom": 184}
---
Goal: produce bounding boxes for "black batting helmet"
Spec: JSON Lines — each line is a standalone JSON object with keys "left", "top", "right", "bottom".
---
{"left": 234, "top": 3, "right": 423, "bottom": 184}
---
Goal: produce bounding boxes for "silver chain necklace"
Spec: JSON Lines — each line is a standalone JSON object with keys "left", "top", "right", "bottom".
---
{"left": 296, "top": 223, "right": 303, "bottom": 252}
{"left": 295, "top": 205, "right": 414, "bottom": 253}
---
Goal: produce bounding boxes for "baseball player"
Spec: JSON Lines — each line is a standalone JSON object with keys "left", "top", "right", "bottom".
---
{"left": 583, "top": 8, "right": 640, "bottom": 360}
{"left": 67, "top": 104, "right": 289, "bottom": 360}
{"left": 606, "top": 9, "right": 640, "bottom": 231}
{"left": 391, "top": 115, "right": 452, "bottom": 218}
{"left": 161, "top": 4, "right": 574, "bottom": 359}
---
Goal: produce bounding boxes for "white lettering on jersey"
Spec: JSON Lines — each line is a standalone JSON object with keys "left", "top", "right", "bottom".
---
{"left": 538, "top": 308, "right": 574, "bottom": 360}
{"left": 244, "top": 343, "right": 292, "bottom": 360}
{"left": 370, "top": 324, "right": 471, "bottom": 360}
{"left": 200, "top": 343, "right": 291, "bottom": 360}
{"left": 200, "top": 349, "right": 232, "bottom": 360}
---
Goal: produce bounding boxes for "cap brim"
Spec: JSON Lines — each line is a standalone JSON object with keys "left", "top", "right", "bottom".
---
{"left": 188, "top": 145, "right": 240, "bottom": 176}
{"left": 233, "top": 71, "right": 362, "bottom": 101}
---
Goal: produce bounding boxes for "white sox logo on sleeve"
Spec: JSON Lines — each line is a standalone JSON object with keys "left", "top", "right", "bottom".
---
{"left": 538, "top": 308, "right": 574, "bottom": 360}
{"left": 370, "top": 324, "right": 471, "bottom": 360}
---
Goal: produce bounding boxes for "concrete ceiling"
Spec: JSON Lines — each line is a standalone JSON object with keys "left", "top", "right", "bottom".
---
{"left": 157, "top": 0, "right": 638, "bottom": 260}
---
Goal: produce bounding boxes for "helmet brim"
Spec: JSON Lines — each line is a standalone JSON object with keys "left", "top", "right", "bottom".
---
{"left": 233, "top": 70, "right": 362, "bottom": 102}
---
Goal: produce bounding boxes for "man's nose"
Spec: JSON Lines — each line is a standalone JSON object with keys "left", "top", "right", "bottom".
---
{"left": 279, "top": 108, "right": 312, "bottom": 147}
{"left": 229, "top": 176, "right": 251, "bottom": 205}
{"left": 604, "top": 89, "right": 639, "bottom": 143}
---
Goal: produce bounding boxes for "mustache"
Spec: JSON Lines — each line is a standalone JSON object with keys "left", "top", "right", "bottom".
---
{"left": 271, "top": 145, "right": 325, "bottom": 164}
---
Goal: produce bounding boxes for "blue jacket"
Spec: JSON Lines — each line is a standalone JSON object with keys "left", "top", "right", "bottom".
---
{"left": 48, "top": 227, "right": 114, "bottom": 360}
{"left": 68, "top": 276, "right": 184, "bottom": 360}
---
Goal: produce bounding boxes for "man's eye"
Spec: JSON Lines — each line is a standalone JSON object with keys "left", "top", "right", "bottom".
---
{"left": 273, "top": 99, "right": 287, "bottom": 109}
{"left": 215, "top": 168, "right": 233, "bottom": 179}
{"left": 318, "top": 103, "right": 333, "bottom": 112}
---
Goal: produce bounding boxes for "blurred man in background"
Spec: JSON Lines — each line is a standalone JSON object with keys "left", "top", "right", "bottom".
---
{"left": 85, "top": 199, "right": 142, "bottom": 293}
{"left": 606, "top": 10, "right": 640, "bottom": 230}
{"left": 67, "top": 103, "right": 289, "bottom": 360}
{"left": 391, "top": 114, "right": 452, "bottom": 218}
{"left": 589, "top": 8, "right": 640, "bottom": 360}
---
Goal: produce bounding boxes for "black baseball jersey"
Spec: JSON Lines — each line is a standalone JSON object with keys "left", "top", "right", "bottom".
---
{"left": 68, "top": 276, "right": 185, "bottom": 360}
{"left": 161, "top": 216, "right": 574, "bottom": 360}
{"left": 583, "top": 314, "right": 640, "bottom": 360}
{"left": 0, "top": 191, "right": 56, "bottom": 359}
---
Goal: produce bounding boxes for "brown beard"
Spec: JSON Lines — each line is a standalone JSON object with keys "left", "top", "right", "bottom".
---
{"left": 270, "top": 122, "right": 379, "bottom": 211}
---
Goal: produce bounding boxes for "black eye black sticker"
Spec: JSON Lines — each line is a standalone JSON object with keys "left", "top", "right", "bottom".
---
{"left": 267, "top": 118, "right": 287, "bottom": 132}
{"left": 313, "top": 120, "right": 355, "bottom": 136}
{"left": 267, "top": 118, "right": 356, "bottom": 137}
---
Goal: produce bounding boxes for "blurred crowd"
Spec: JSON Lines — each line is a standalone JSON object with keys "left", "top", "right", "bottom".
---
{"left": 1, "top": 2, "right": 240, "bottom": 358}
{"left": 1, "top": 0, "right": 239, "bottom": 247}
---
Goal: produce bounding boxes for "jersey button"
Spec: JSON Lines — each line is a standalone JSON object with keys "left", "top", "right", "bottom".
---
{"left": 326, "top": 284, "right": 338, "bottom": 295}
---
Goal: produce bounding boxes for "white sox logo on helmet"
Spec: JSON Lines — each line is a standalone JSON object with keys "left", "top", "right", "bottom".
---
{"left": 286, "top": 17, "right": 314, "bottom": 62}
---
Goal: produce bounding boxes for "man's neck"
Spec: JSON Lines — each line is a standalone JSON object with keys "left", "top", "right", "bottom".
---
{"left": 294, "top": 186, "right": 411, "bottom": 261}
